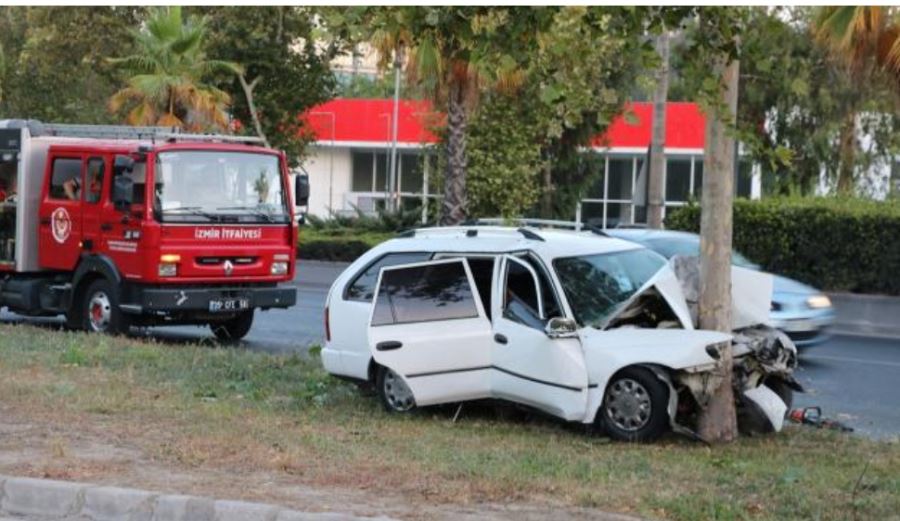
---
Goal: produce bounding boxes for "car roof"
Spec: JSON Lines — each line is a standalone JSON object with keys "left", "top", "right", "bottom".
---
{"left": 374, "top": 226, "right": 642, "bottom": 259}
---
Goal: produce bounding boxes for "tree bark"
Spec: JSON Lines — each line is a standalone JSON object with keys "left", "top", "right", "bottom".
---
{"left": 238, "top": 73, "right": 270, "bottom": 148}
{"left": 647, "top": 31, "right": 670, "bottom": 230}
{"left": 441, "top": 81, "right": 468, "bottom": 225}
{"left": 697, "top": 55, "right": 740, "bottom": 444}
{"left": 837, "top": 110, "right": 856, "bottom": 194}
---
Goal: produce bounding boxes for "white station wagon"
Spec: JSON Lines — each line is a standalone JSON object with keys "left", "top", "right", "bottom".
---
{"left": 322, "top": 227, "right": 798, "bottom": 442}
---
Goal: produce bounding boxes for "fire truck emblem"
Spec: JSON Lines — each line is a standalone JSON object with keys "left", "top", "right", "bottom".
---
{"left": 223, "top": 259, "right": 234, "bottom": 276}
{"left": 51, "top": 207, "right": 72, "bottom": 244}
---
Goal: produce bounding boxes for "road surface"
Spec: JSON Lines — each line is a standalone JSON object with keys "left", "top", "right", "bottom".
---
{"left": 2, "top": 260, "right": 898, "bottom": 439}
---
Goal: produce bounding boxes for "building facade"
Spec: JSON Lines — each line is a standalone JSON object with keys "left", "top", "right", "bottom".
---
{"left": 299, "top": 99, "right": 760, "bottom": 227}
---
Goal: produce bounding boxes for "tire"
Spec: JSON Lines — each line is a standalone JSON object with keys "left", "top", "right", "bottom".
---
{"left": 376, "top": 365, "right": 416, "bottom": 413}
{"left": 210, "top": 310, "right": 254, "bottom": 341}
{"left": 81, "top": 278, "right": 129, "bottom": 334}
{"left": 764, "top": 377, "right": 794, "bottom": 411}
{"left": 599, "top": 367, "right": 670, "bottom": 442}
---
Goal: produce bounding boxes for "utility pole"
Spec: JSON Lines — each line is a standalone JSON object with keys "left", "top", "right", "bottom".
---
{"left": 387, "top": 45, "right": 403, "bottom": 213}
{"left": 647, "top": 31, "right": 670, "bottom": 229}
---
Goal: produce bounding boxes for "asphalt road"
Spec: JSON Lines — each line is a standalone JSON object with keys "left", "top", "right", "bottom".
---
{"left": 2, "top": 260, "right": 898, "bottom": 439}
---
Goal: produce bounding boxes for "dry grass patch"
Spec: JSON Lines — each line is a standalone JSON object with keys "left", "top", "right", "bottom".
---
{"left": 0, "top": 323, "right": 898, "bottom": 520}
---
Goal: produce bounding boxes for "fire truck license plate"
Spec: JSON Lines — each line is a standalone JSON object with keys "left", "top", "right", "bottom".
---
{"left": 208, "top": 298, "right": 250, "bottom": 312}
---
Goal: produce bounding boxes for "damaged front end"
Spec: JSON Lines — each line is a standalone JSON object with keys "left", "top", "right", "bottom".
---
{"left": 601, "top": 254, "right": 802, "bottom": 439}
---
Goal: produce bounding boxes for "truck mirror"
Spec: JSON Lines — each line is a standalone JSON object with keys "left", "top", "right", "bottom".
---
{"left": 113, "top": 175, "right": 134, "bottom": 211}
{"left": 113, "top": 154, "right": 135, "bottom": 176}
{"left": 295, "top": 174, "right": 310, "bottom": 207}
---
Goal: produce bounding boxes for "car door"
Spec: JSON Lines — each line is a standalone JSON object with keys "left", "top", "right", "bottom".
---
{"left": 490, "top": 254, "right": 589, "bottom": 421}
{"left": 39, "top": 155, "right": 85, "bottom": 270}
{"left": 368, "top": 258, "right": 493, "bottom": 406}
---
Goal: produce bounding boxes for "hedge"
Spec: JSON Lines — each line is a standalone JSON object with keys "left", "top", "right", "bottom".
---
{"left": 665, "top": 198, "right": 900, "bottom": 295}
{"left": 297, "top": 228, "right": 394, "bottom": 262}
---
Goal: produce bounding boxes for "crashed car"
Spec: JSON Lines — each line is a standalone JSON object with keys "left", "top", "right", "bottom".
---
{"left": 321, "top": 227, "right": 800, "bottom": 442}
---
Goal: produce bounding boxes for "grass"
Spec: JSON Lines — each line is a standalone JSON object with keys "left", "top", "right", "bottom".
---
{"left": 1, "top": 323, "right": 898, "bottom": 520}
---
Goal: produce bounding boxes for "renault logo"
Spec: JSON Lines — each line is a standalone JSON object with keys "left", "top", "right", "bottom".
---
{"left": 223, "top": 259, "right": 234, "bottom": 276}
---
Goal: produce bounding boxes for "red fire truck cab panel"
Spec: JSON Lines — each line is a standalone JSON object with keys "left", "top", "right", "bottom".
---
{"left": 0, "top": 121, "right": 299, "bottom": 339}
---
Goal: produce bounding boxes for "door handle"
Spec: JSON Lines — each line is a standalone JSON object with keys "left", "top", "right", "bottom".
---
{"left": 100, "top": 223, "right": 113, "bottom": 231}
{"left": 494, "top": 334, "right": 508, "bottom": 345}
{"left": 376, "top": 341, "right": 403, "bottom": 351}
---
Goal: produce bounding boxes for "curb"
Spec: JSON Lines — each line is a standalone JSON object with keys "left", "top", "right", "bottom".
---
{"left": 0, "top": 475, "right": 394, "bottom": 521}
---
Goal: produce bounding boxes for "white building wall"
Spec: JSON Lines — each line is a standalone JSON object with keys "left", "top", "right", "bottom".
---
{"left": 298, "top": 145, "right": 352, "bottom": 217}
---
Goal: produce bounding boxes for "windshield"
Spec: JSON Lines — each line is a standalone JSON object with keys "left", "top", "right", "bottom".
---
{"left": 155, "top": 151, "right": 288, "bottom": 223}
{"left": 644, "top": 236, "right": 758, "bottom": 269}
{"left": 554, "top": 248, "right": 665, "bottom": 328}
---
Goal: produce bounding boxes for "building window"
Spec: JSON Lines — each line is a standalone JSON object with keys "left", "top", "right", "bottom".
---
{"left": 607, "top": 158, "right": 633, "bottom": 200}
{"left": 351, "top": 150, "right": 374, "bottom": 192}
{"left": 665, "top": 158, "right": 692, "bottom": 203}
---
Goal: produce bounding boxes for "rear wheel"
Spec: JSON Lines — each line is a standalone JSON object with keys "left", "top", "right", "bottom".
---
{"left": 210, "top": 310, "right": 254, "bottom": 341}
{"left": 81, "top": 279, "right": 129, "bottom": 334}
{"left": 600, "top": 367, "right": 670, "bottom": 442}
{"left": 376, "top": 365, "right": 416, "bottom": 413}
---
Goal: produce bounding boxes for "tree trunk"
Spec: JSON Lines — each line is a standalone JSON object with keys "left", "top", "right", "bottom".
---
{"left": 441, "top": 82, "right": 468, "bottom": 225}
{"left": 541, "top": 159, "right": 553, "bottom": 218}
{"left": 836, "top": 110, "right": 856, "bottom": 194}
{"left": 697, "top": 56, "right": 740, "bottom": 444}
{"left": 647, "top": 31, "right": 670, "bottom": 230}
{"left": 238, "top": 73, "right": 270, "bottom": 148}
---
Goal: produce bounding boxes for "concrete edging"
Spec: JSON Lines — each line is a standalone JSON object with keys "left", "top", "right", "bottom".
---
{"left": 0, "top": 475, "right": 393, "bottom": 521}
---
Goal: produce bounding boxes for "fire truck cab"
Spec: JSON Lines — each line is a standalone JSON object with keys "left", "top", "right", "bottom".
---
{"left": 0, "top": 120, "right": 302, "bottom": 340}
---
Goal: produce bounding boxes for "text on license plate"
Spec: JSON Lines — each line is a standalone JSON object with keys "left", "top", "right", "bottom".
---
{"left": 209, "top": 298, "right": 250, "bottom": 312}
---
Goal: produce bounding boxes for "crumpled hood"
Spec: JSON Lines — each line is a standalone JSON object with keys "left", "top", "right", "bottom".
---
{"left": 580, "top": 327, "right": 731, "bottom": 387}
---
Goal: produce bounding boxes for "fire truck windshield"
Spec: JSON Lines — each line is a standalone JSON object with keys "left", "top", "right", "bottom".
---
{"left": 155, "top": 151, "right": 289, "bottom": 223}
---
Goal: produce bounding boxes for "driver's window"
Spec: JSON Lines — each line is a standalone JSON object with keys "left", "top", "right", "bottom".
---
{"left": 503, "top": 259, "right": 544, "bottom": 330}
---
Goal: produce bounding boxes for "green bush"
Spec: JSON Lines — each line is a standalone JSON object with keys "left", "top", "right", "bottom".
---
{"left": 665, "top": 198, "right": 900, "bottom": 295}
{"left": 297, "top": 227, "right": 394, "bottom": 262}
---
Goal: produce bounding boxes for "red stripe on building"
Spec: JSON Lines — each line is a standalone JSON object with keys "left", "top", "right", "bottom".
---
{"left": 304, "top": 99, "right": 705, "bottom": 149}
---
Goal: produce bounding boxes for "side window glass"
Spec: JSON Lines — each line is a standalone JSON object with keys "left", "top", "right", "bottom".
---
{"left": 503, "top": 258, "right": 544, "bottom": 330}
{"left": 522, "top": 255, "right": 562, "bottom": 319}
{"left": 49, "top": 158, "right": 82, "bottom": 201}
{"left": 346, "top": 252, "right": 431, "bottom": 301}
{"left": 372, "top": 261, "right": 480, "bottom": 326}
{"left": 85, "top": 157, "right": 105, "bottom": 204}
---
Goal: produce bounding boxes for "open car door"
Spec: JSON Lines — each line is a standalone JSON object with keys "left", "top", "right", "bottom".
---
{"left": 368, "top": 258, "right": 494, "bottom": 406}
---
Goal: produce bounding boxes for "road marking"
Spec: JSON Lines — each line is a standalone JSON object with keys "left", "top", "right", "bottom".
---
{"left": 804, "top": 354, "right": 900, "bottom": 368}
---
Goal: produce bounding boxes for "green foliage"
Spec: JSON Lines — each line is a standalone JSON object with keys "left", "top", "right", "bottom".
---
{"left": 109, "top": 6, "right": 237, "bottom": 130}
{"left": 0, "top": 7, "right": 140, "bottom": 123}
{"left": 666, "top": 198, "right": 900, "bottom": 294}
{"left": 202, "top": 7, "right": 337, "bottom": 166}
{"left": 467, "top": 94, "right": 543, "bottom": 218}
{"left": 298, "top": 207, "right": 419, "bottom": 261}
{"left": 336, "top": 73, "right": 396, "bottom": 98}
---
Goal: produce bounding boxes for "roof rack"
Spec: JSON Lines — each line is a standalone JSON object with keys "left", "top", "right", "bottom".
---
{"left": 475, "top": 217, "right": 584, "bottom": 231}
{"left": 395, "top": 226, "right": 545, "bottom": 241}
{"left": 35, "top": 123, "right": 265, "bottom": 145}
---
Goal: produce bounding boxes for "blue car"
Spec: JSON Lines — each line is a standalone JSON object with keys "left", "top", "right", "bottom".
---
{"left": 605, "top": 228, "right": 835, "bottom": 347}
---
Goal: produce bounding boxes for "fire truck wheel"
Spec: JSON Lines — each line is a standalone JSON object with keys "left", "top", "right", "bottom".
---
{"left": 210, "top": 310, "right": 254, "bottom": 342}
{"left": 82, "top": 279, "right": 129, "bottom": 334}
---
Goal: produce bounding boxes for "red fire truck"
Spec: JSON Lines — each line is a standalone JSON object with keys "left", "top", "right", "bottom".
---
{"left": 0, "top": 120, "right": 305, "bottom": 340}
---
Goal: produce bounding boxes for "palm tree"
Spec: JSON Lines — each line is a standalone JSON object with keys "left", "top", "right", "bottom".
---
{"left": 814, "top": 7, "right": 900, "bottom": 193}
{"left": 367, "top": 7, "right": 530, "bottom": 225}
{"left": 109, "top": 6, "right": 239, "bottom": 131}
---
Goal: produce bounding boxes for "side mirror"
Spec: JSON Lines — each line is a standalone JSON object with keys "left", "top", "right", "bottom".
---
{"left": 113, "top": 154, "right": 135, "bottom": 176}
{"left": 545, "top": 317, "right": 578, "bottom": 338}
{"left": 112, "top": 175, "right": 134, "bottom": 211}
{"left": 295, "top": 174, "right": 310, "bottom": 207}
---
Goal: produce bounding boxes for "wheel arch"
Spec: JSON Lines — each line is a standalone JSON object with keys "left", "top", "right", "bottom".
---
{"left": 589, "top": 363, "right": 676, "bottom": 425}
{"left": 68, "top": 255, "right": 122, "bottom": 325}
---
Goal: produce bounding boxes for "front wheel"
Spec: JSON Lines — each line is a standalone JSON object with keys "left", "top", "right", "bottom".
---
{"left": 81, "top": 279, "right": 129, "bottom": 334}
{"left": 210, "top": 310, "right": 254, "bottom": 341}
{"left": 376, "top": 365, "right": 416, "bottom": 413}
{"left": 600, "top": 367, "right": 670, "bottom": 442}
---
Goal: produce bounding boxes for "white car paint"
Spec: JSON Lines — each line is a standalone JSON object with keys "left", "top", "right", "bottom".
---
{"left": 321, "top": 227, "right": 789, "bottom": 434}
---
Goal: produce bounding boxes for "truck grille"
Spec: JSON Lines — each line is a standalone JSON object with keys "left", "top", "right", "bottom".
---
{"left": 196, "top": 257, "right": 257, "bottom": 265}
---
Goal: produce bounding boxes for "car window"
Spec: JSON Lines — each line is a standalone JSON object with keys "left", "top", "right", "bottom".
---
{"left": 49, "top": 157, "right": 82, "bottom": 200}
{"left": 503, "top": 258, "right": 545, "bottom": 330}
{"left": 520, "top": 255, "right": 562, "bottom": 319}
{"left": 371, "top": 261, "right": 480, "bottom": 326}
{"left": 644, "top": 237, "right": 757, "bottom": 269}
{"left": 346, "top": 252, "right": 432, "bottom": 301}
{"left": 553, "top": 248, "right": 665, "bottom": 328}
{"left": 436, "top": 255, "right": 495, "bottom": 320}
